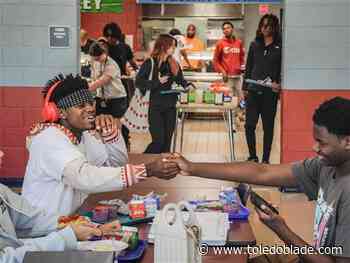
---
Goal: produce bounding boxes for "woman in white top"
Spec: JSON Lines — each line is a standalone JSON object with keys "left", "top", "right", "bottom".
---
{"left": 89, "top": 41, "right": 130, "bottom": 146}
{"left": 89, "top": 41, "right": 128, "bottom": 119}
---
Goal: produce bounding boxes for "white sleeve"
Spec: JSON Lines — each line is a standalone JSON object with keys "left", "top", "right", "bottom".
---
{"left": 83, "top": 129, "right": 128, "bottom": 167}
{"left": 0, "top": 227, "right": 77, "bottom": 263}
{"left": 62, "top": 157, "right": 147, "bottom": 194}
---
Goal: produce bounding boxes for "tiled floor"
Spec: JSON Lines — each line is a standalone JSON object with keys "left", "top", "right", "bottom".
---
{"left": 129, "top": 103, "right": 315, "bottom": 246}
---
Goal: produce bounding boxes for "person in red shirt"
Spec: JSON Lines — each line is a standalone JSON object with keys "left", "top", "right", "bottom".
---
{"left": 213, "top": 21, "right": 245, "bottom": 100}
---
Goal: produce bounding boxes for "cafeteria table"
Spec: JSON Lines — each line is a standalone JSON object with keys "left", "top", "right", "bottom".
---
{"left": 82, "top": 154, "right": 256, "bottom": 263}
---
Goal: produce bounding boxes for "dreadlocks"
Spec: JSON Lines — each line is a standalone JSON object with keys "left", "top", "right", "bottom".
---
{"left": 42, "top": 74, "right": 93, "bottom": 111}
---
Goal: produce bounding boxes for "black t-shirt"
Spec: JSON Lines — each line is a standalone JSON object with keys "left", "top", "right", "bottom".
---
{"left": 108, "top": 42, "right": 133, "bottom": 76}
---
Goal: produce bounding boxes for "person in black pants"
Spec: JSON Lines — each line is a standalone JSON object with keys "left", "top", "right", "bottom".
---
{"left": 136, "top": 34, "right": 188, "bottom": 153}
{"left": 88, "top": 42, "right": 129, "bottom": 145}
{"left": 102, "top": 23, "right": 138, "bottom": 149}
{"left": 243, "top": 14, "right": 282, "bottom": 164}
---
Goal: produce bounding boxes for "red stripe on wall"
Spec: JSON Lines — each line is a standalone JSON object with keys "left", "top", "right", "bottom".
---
{"left": 0, "top": 87, "right": 42, "bottom": 178}
{"left": 1, "top": 87, "right": 350, "bottom": 178}
{"left": 281, "top": 90, "right": 350, "bottom": 163}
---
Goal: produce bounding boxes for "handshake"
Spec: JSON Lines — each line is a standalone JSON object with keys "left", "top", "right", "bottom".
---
{"left": 145, "top": 153, "right": 191, "bottom": 180}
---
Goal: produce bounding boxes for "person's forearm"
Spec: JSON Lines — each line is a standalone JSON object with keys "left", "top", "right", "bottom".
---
{"left": 274, "top": 224, "right": 336, "bottom": 263}
{"left": 63, "top": 159, "right": 147, "bottom": 193}
{"left": 188, "top": 162, "right": 297, "bottom": 187}
{"left": 89, "top": 75, "right": 112, "bottom": 91}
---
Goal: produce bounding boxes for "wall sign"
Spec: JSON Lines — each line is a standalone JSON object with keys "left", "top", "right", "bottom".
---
{"left": 80, "top": 0, "right": 123, "bottom": 13}
{"left": 49, "top": 26, "right": 70, "bottom": 48}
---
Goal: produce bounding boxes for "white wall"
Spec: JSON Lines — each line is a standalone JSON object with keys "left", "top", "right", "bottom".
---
{"left": 0, "top": 0, "right": 80, "bottom": 86}
{"left": 283, "top": 0, "right": 350, "bottom": 89}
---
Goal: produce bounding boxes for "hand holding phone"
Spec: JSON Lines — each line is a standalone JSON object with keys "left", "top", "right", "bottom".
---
{"left": 250, "top": 191, "right": 279, "bottom": 215}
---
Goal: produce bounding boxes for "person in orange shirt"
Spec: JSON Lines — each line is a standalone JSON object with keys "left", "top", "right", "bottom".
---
{"left": 213, "top": 21, "right": 245, "bottom": 100}
{"left": 183, "top": 24, "right": 205, "bottom": 71}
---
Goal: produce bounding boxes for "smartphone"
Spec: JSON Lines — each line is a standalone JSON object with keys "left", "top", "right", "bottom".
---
{"left": 250, "top": 191, "right": 279, "bottom": 215}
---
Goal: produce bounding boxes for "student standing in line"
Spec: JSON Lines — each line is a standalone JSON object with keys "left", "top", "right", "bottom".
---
{"left": 243, "top": 14, "right": 282, "bottom": 164}
{"left": 136, "top": 34, "right": 189, "bottom": 153}
{"left": 213, "top": 21, "right": 245, "bottom": 100}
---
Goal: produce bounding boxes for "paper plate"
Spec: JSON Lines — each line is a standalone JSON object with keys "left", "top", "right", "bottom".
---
{"left": 77, "top": 240, "right": 128, "bottom": 253}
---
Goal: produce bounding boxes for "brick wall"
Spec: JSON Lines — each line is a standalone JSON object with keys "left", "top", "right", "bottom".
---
{"left": 0, "top": 1, "right": 79, "bottom": 86}
{"left": 0, "top": 87, "right": 42, "bottom": 178}
{"left": 81, "top": 0, "right": 142, "bottom": 50}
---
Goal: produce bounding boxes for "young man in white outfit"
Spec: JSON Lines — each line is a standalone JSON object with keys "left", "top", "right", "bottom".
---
{"left": 22, "top": 74, "right": 179, "bottom": 216}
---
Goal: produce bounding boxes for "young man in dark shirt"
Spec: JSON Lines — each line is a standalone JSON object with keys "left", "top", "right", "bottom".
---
{"left": 243, "top": 14, "right": 282, "bottom": 164}
{"left": 170, "top": 97, "right": 350, "bottom": 263}
{"left": 103, "top": 23, "right": 137, "bottom": 77}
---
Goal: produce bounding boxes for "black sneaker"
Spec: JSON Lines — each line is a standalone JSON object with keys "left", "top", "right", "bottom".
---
{"left": 247, "top": 156, "right": 259, "bottom": 163}
{"left": 262, "top": 160, "right": 270, "bottom": 164}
